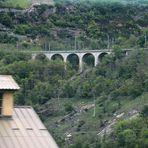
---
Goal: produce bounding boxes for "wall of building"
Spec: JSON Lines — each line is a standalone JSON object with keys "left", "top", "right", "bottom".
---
{"left": 2, "top": 92, "right": 13, "bottom": 117}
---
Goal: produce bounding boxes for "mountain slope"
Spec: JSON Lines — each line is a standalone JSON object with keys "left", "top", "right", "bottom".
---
{"left": 0, "top": 0, "right": 54, "bottom": 8}
{"left": 0, "top": 1, "right": 148, "bottom": 51}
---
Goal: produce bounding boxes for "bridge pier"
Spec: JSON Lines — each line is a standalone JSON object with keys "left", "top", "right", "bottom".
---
{"left": 64, "top": 56, "right": 67, "bottom": 70}
{"left": 94, "top": 53, "right": 101, "bottom": 66}
{"left": 32, "top": 53, "right": 37, "bottom": 60}
{"left": 79, "top": 55, "right": 83, "bottom": 72}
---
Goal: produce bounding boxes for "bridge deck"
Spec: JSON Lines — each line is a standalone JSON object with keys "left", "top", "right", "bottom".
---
{"left": 23, "top": 48, "right": 132, "bottom": 54}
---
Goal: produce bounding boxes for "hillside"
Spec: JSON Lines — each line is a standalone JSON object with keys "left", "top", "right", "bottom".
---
{"left": 0, "top": 48, "right": 147, "bottom": 147}
{"left": 0, "top": 1, "right": 148, "bottom": 148}
{"left": 0, "top": 0, "right": 30, "bottom": 8}
{"left": 0, "top": 0, "right": 54, "bottom": 8}
{"left": 0, "top": 0, "right": 147, "bottom": 50}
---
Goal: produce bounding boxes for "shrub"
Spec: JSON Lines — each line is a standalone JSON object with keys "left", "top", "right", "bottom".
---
{"left": 64, "top": 103, "right": 74, "bottom": 113}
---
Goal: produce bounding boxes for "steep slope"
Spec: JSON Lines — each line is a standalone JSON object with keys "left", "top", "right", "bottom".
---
{"left": 0, "top": 1, "right": 148, "bottom": 148}
{"left": 0, "top": 2, "right": 148, "bottom": 51}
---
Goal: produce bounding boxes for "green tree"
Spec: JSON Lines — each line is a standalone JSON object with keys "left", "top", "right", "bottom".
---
{"left": 0, "top": 13, "right": 12, "bottom": 27}
{"left": 141, "top": 105, "right": 148, "bottom": 118}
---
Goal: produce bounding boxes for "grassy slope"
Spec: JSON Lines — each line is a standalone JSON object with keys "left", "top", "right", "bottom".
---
{"left": 1, "top": 0, "right": 54, "bottom": 8}
{"left": 1, "top": 0, "right": 31, "bottom": 8}
{"left": 42, "top": 93, "right": 148, "bottom": 147}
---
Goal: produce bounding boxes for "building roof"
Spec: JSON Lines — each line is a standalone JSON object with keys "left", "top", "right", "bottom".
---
{"left": 0, "top": 75, "right": 20, "bottom": 90}
{"left": 0, "top": 106, "right": 59, "bottom": 148}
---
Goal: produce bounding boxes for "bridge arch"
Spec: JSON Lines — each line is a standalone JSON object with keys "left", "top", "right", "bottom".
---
{"left": 51, "top": 54, "right": 64, "bottom": 61}
{"left": 66, "top": 53, "right": 79, "bottom": 70}
{"left": 82, "top": 53, "right": 95, "bottom": 67}
{"left": 98, "top": 52, "right": 109, "bottom": 62}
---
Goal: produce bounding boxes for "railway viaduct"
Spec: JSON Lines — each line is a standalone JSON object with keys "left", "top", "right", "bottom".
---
{"left": 31, "top": 49, "right": 130, "bottom": 71}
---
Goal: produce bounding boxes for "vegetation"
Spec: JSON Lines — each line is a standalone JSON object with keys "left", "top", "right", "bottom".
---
{"left": 0, "top": 0, "right": 147, "bottom": 50}
{"left": 0, "top": 0, "right": 31, "bottom": 8}
{"left": 0, "top": 48, "right": 147, "bottom": 147}
{"left": 104, "top": 115, "right": 148, "bottom": 148}
{"left": 0, "top": 1, "right": 148, "bottom": 147}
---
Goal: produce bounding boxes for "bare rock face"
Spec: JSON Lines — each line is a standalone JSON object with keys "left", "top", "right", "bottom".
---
{"left": 97, "top": 110, "right": 139, "bottom": 137}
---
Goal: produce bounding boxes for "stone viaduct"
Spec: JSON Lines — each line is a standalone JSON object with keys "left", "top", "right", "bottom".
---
{"left": 31, "top": 49, "right": 129, "bottom": 71}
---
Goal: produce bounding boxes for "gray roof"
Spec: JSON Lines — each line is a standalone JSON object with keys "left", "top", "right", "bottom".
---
{"left": 0, "top": 75, "right": 20, "bottom": 90}
{"left": 0, "top": 106, "right": 59, "bottom": 148}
